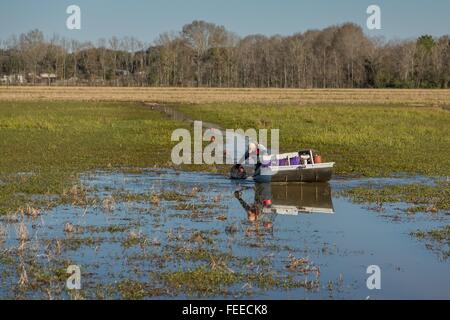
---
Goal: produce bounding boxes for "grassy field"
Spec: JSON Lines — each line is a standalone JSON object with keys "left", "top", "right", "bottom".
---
{"left": 1, "top": 98, "right": 449, "bottom": 214}
{"left": 2, "top": 87, "right": 450, "bottom": 106}
{"left": 0, "top": 101, "right": 186, "bottom": 214}
{"left": 177, "top": 103, "right": 450, "bottom": 177}
{"left": 341, "top": 182, "right": 450, "bottom": 213}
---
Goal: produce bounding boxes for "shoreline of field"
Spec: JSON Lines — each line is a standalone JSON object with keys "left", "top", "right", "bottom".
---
{"left": 2, "top": 87, "right": 450, "bottom": 106}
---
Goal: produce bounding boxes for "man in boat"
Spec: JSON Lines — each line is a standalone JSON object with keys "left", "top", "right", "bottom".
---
{"left": 230, "top": 142, "right": 268, "bottom": 179}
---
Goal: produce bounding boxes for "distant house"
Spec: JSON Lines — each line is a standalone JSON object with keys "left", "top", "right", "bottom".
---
{"left": 24, "top": 72, "right": 58, "bottom": 84}
{"left": 40, "top": 73, "right": 57, "bottom": 84}
{"left": 0, "top": 74, "right": 25, "bottom": 85}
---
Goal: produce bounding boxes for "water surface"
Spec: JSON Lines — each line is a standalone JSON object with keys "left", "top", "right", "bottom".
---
{"left": 0, "top": 170, "right": 448, "bottom": 299}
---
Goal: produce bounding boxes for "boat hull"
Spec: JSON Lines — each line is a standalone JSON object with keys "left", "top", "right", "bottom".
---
{"left": 253, "top": 163, "right": 334, "bottom": 183}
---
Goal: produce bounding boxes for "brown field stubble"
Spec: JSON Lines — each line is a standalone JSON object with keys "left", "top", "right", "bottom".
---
{"left": 2, "top": 87, "right": 450, "bottom": 105}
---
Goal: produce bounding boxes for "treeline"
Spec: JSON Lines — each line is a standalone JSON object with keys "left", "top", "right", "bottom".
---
{"left": 1, "top": 21, "right": 450, "bottom": 88}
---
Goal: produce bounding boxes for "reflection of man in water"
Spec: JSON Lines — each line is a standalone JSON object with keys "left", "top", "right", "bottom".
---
{"left": 234, "top": 190, "right": 260, "bottom": 222}
{"left": 234, "top": 190, "right": 274, "bottom": 229}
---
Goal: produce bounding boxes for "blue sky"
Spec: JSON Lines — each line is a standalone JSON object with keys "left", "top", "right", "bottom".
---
{"left": 1, "top": 0, "right": 449, "bottom": 43}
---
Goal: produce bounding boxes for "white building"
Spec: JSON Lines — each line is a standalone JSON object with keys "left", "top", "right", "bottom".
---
{"left": 0, "top": 74, "right": 25, "bottom": 84}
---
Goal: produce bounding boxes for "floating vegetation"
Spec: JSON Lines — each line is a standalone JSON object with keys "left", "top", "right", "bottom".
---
{"left": 102, "top": 196, "right": 116, "bottom": 212}
{"left": 16, "top": 221, "right": 29, "bottom": 242}
{"left": 153, "top": 266, "right": 318, "bottom": 297}
{"left": 0, "top": 225, "right": 7, "bottom": 245}
{"left": 110, "top": 190, "right": 196, "bottom": 205}
{"left": 122, "top": 231, "right": 148, "bottom": 248}
{"left": 189, "top": 231, "right": 214, "bottom": 245}
{"left": 286, "top": 255, "right": 320, "bottom": 276}
{"left": 160, "top": 190, "right": 194, "bottom": 202}
{"left": 21, "top": 205, "right": 40, "bottom": 218}
{"left": 115, "top": 280, "right": 164, "bottom": 300}
{"left": 48, "top": 237, "right": 105, "bottom": 251}
{"left": 411, "top": 226, "right": 450, "bottom": 260}
{"left": 150, "top": 193, "right": 160, "bottom": 206}
{"left": 64, "top": 223, "right": 75, "bottom": 234}
{"left": 340, "top": 181, "right": 450, "bottom": 213}
{"left": 172, "top": 247, "right": 234, "bottom": 264}
{"left": 84, "top": 225, "right": 131, "bottom": 234}
{"left": 412, "top": 226, "right": 450, "bottom": 242}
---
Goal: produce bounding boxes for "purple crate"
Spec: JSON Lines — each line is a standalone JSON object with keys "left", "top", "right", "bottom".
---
{"left": 278, "top": 158, "right": 288, "bottom": 166}
{"left": 289, "top": 156, "right": 300, "bottom": 165}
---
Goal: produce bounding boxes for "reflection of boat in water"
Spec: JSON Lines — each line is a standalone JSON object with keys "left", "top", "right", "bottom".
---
{"left": 256, "top": 183, "right": 334, "bottom": 215}
{"left": 233, "top": 182, "right": 334, "bottom": 227}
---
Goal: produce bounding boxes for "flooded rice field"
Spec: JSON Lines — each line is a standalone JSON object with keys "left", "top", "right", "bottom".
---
{"left": 0, "top": 169, "right": 448, "bottom": 299}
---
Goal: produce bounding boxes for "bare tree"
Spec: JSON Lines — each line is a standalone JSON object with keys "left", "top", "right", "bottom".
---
{"left": 19, "top": 30, "right": 46, "bottom": 84}
{"left": 2, "top": 23, "right": 450, "bottom": 89}
{"left": 182, "top": 20, "right": 229, "bottom": 86}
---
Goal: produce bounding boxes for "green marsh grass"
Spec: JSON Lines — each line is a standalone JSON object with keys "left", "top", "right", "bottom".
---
{"left": 2, "top": 101, "right": 449, "bottom": 215}
{"left": 0, "top": 101, "right": 186, "bottom": 214}
{"left": 341, "top": 181, "right": 450, "bottom": 213}
{"left": 411, "top": 226, "right": 450, "bottom": 260}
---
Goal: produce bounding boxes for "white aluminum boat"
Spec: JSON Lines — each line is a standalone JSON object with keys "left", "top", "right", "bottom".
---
{"left": 232, "top": 149, "right": 335, "bottom": 183}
